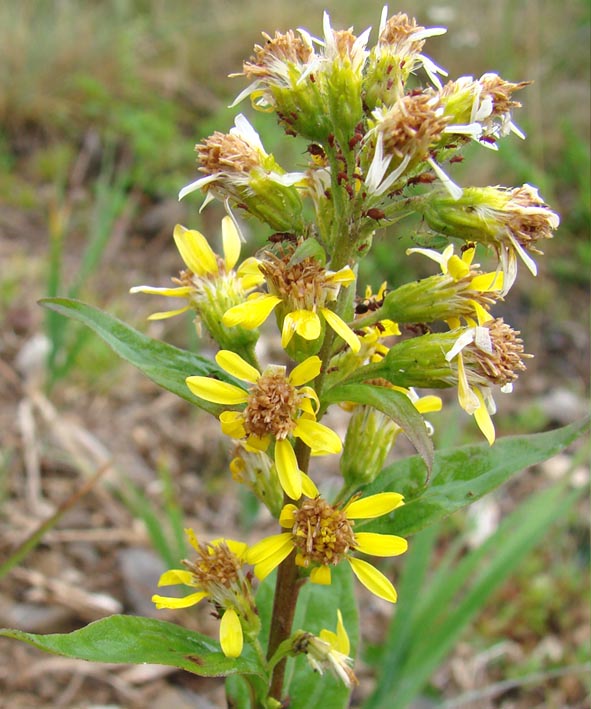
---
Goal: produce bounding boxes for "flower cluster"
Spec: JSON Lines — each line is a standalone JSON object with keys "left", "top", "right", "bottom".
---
{"left": 130, "top": 7, "right": 557, "bottom": 695}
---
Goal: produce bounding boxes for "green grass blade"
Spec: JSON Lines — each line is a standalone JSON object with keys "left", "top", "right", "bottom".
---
{"left": 366, "top": 480, "right": 584, "bottom": 709}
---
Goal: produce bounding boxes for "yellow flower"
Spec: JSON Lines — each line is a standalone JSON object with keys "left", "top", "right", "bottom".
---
{"left": 247, "top": 493, "right": 407, "bottom": 603}
{"left": 131, "top": 216, "right": 262, "bottom": 321}
{"left": 293, "top": 610, "right": 358, "bottom": 688}
{"left": 186, "top": 352, "right": 341, "bottom": 500}
{"left": 222, "top": 249, "right": 361, "bottom": 353}
{"left": 152, "top": 530, "right": 257, "bottom": 659}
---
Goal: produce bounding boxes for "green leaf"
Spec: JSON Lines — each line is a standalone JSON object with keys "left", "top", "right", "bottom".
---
{"left": 0, "top": 615, "right": 262, "bottom": 677}
{"left": 322, "top": 383, "right": 434, "bottom": 475}
{"left": 39, "top": 298, "right": 237, "bottom": 415}
{"left": 357, "top": 417, "right": 589, "bottom": 536}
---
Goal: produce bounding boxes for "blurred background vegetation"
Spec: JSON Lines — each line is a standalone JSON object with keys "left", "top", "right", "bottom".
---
{"left": 0, "top": 1, "right": 589, "bottom": 707}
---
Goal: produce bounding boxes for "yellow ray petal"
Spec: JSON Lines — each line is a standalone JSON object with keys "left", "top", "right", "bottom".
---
{"left": 152, "top": 591, "right": 208, "bottom": 609}
{"left": 353, "top": 532, "right": 408, "bottom": 557}
{"left": 414, "top": 395, "right": 443, "bottom": 414}
{"left": 221, "top": 216, "right": 241, "bottom": 271}
{"left": 236, "top": 257, "right": 264, "bottom": 290}
{"left": 157, "top": 569, "right": 194, "bottom": 587}
{"left": 289, "top": 355, "right": 322, "bottom": 386}
{"left": 219, "top": 608, "right": 243, "bottom": 658}
{"left": 327, "top": 266, "right": 356, "bottom": 285}
{"left": 185, "top": 527, "right": 199, "bottom": 551}
{"left": 469, "top": 299, "right": 494, "bottom": 326}
{"left": 186, "top": 376, "right": 248, "bottom": 405}
{"left": 335, "top": 609, "right": 350, "bottom": 654}
{"left": 456, "top": 354, "right": 480, "bottom": 414}
{"left": 275, "top": 439, "right": 302, "bottom": 500}
{"left": 173, "top": 224, "right": 217, "bottom": 276}
{"left": 247, "top": 533, "right": 293, "bottom": 564}
{"left": 347, "top": 557, "right": 397, "bottom": 603}
{"left": 219, "top": 411, "right": 247, "bottom": 439}
{"left": 345, "top": 492, "right": 405, "bottom": 519}
{"left": 294, "top": 418, "right": 342, "bottom": 455}
{"left": 282, "top": 310, "right": 321, "bottom": 347}
{"left": 301, "top": 473, "right": 320, "bottom": 499}
{"left": 473, "top": 387, "right": 495, "bottom": 445}
{"left": 310, "top": 565, "right": 332, "bottom": 585}
{"left": 447, "top": 254, "right": 470, "bottom": 280}
{"left": 223, "top": 294, "right": 281, "bottom": 329}
{"left": 279, "top": 504, "right": 298, "bottom": 527}
{"left": 470, "top": 271, "right": 504, "bottom": 292}
{"left": 216, "top": 350, "right": 260, "bottom": 383}
{"left": 211, "top": 538, "right": 248, "bottom": 559}
{"left": 146, "top": 305, "right": 192, "bottom": 320}
{"left": 321, "top": 308, "right": 361, "bottom": 353}
{"left": 247, "top": 534, "right": 294, "bottom": 579}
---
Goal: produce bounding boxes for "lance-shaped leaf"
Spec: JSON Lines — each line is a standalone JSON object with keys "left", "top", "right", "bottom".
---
{"left": 0, "top": 615, "right": 263, "bottom": 677}
{"left": 39, "top": 298, "right": 240, "bottom": 415}
{"left": 322, "top": 383, "right": 434, "bottom": 475}
{"left": 356, "top": 417, "right": 589, "bottom": 537}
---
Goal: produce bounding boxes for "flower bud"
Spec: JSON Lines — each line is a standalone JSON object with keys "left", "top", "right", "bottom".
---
{"left": 230, "top": 445, "right": 283, "bottom": 518}
{"left": 341, "top": 401, "right": 398, "bottom": 486}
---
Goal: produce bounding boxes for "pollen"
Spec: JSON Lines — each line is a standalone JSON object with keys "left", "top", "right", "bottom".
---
{"left": 290, "top": 498, "right": 356, "bottom": 567}
{"left": 379, "top": 93, "right": 450, "bottom": 161}
{"left": 472, "top": 318, "right": 530, "bottom": 387}
{"left": 184, "top": 542, "right": 242, "bottom": 590}
{"left": 243, "top": 369, "right": 300, "bottom": 439}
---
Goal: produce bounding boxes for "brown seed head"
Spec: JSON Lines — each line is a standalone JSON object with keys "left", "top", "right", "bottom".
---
{"left": 379, "top": 12, "right": 426, "bottom": 54}
{"left": 379, "top": 93, "right": 450, "bottom": 160}
{"left": 480, "top": 74, "right": 530, "bottom": 117}
{"left": 501, "top": 184, "right": 558, "bottom": 253}
{"left": 196, "top": 131, "right": 260, "bottom": 177}
{"left": 243, "top": 30, "right": 314, "bottom": 80}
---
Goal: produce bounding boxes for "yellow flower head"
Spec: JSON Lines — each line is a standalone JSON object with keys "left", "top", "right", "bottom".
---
{"left": 186, "top": 352, "right": 341, "bottom": 500}
{"left": 152, "top": 530, "right": 257, "bottom": 658}
{"left": 293, "top": 610, "right": 358, "bottom": 688}
{"left": 247, "top": 492, "right": 407, "bottom": 603}
{"left": 223, "top": 248, "right": 361, "bottom": 354}
{"left": 130, "top": 217, "right": 263, "bottom": 350}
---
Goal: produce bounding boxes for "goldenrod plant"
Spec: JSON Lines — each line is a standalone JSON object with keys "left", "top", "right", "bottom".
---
{"left": 3, "top": 8, "right": 588, "bottom": 708}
